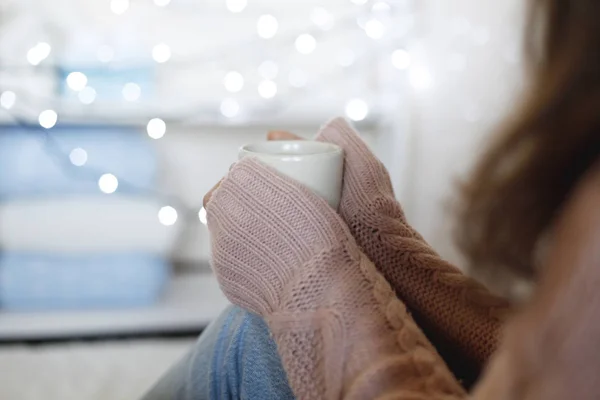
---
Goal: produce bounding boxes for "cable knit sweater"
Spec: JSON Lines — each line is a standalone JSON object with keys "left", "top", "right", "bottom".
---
{"left": 207, "top": 119, "right": 600, "bottom": 399}
{"left": 315, "top": 119, "right": 509, "bottom": 387}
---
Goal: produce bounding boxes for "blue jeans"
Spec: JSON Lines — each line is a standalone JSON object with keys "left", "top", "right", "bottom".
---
{"left": 141, "top": 306, "right": 295, "bottom": 400}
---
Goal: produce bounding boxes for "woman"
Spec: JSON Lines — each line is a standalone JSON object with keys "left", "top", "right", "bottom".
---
{"left": 143, "top": 0, "right": 600, "bottom": 398}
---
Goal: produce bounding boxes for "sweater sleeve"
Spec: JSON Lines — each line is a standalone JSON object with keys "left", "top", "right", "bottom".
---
{"left": 316, "top": 118, "right": 511, "bottom": 385}
{"left": 207, "top": 157, "right": 466, "bottom": 400}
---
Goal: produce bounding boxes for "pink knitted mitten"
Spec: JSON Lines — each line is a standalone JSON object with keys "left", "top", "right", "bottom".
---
{"left": 206, "top": 157, "right": 464, "bottom": 400}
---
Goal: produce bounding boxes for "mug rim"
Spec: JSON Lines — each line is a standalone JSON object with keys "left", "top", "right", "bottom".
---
{"left": 240, "top": 141, "right": 343, "bottom": 158}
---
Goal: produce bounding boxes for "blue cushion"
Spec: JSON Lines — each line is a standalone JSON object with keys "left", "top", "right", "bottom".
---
{"left": 0, "top": 125, "right": 157, "bottom": 199}
{"left": 0, "top": 252, "right": 169, "bottom": 310}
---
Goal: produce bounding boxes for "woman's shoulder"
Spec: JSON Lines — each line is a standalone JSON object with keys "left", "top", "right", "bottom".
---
{"left": 472, "top": 162, "right": 600, "bottom": 400}
{"left": 551, "top": 161, "right": 600, "bottom": 259}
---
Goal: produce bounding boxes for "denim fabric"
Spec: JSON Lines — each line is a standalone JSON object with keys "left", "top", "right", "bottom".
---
{"left": 142, "top": 305, "right": 295, "bottom": 400}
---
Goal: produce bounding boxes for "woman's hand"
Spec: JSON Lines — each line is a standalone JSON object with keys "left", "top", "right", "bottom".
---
{"left": 266, "top": 130, "right": 303, "bottom": 141}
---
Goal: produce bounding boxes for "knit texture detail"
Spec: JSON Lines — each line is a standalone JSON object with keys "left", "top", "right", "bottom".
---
{"left": 316, "top": 118, "right": 511, "bottom": 384}
{"left": 207, "top": 157, "right": 466, "bottom": 399}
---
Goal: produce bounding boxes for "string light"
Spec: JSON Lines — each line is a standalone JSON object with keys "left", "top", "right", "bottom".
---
{"left": 223, "top": 71, "right": 244, "bottom": 93}
{"left": 122, "top": 83, "right": 141, "bottom": 102}
{"left": 110, "top": 0, "right": 129, "bottom": 15}
{"left": 295, "top": 34, "right": 317, "bottom": 55}
{"left": 38, "top": 110, "right": 58, "bottom": 129}
{"left": 391, "top": 49, "right": 411, "bottom": 70}
{"left": 364, "top": 19, "right": 385, "bottom": 39}
{"left": 98, "top": 173, "right": 119, "bottom": 194}
{"left": 66, "top": 72, "right": 88, "bottom": 91}
{"left": 97, "top": 45, "right": 114, "bottom": 63}
{"left": 0, "top": 91, "right": 16, "bottom": 110}
{"left": 258, "top": 60, "right": 279, "bottom": 79}
{"left": 147, "top": 118, "right": 166, "bottom": 139}
{"left": 26, "top": 42, "right": 51, "bottom": 66}
{"left": 198, "top": 207, "right": 208, "bottom": 225}
{"left": 310, "top": 7, "right": 334, "bottom": 30}
{"left": 69, "top": 148, "right": 88, "bottom": 167}
{"left": 257, "top": 15, "right": 279, "bottom": 39}
{"left": 226, "top": 0, "right": 247, "bottom": 13}
{"left": 158, "top": 206, "right": 178, "bottom": 226}
{"left": 220, "top": 98, "right": 240, "bottom": 118}
{"left": 258, "top": 80, "right": 277, "bottom": 99}
{"left": 345, "top": 98, "right": 369, "bottom": 121}
{"left": 338, "top": 49, "right": 356, "bottom": 67}
{"left": 152, "top": 43, "right": 171, "bottom": 63}
{"left": 288, "top": 69, "right": 308, "bottom": 88}
{"left": 78, "top": 87, "right": 97, "bottom": 104}
{"left": 153, "top": 0, "right": 171, "bottom": 7}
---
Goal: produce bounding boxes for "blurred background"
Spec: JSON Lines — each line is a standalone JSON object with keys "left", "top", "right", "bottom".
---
{"left": 0, "top": 0, "right": 524, "bottom": 398}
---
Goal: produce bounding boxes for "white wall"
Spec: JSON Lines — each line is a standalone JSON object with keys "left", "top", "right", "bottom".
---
{"left": 397, "top": 0, "right": 525, "bottom": 265}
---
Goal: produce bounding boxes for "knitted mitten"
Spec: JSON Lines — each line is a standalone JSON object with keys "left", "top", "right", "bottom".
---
{"left": 207, "top": 157, "right": 465, "bottom": 400}
{"left": 316, "top": 118, "right": 510, "bottom": 384}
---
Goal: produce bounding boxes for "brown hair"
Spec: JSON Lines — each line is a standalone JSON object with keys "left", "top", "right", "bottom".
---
{"left": 457, "top": 0, "right": 600, "bottom": 283}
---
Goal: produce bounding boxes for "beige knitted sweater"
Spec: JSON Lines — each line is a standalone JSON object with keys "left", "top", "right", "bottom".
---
{"left": 207, "top": 118, "right": 600, "bottom": 399}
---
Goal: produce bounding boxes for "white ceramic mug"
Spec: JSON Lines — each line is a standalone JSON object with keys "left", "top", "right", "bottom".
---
{"left": 239, "top": 141, "right": 344, "bottom": 209}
